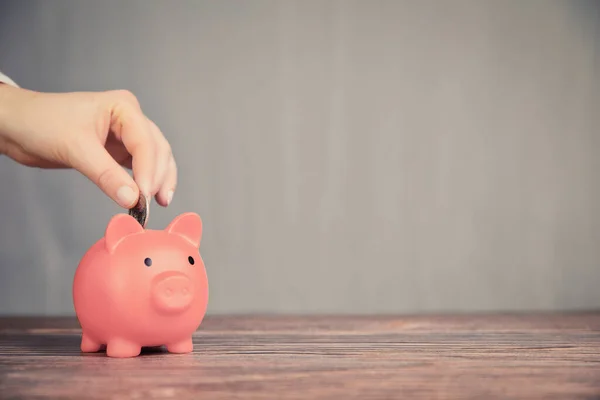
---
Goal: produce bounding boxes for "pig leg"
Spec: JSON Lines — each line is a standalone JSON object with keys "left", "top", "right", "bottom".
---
{"left": 106, "top": 338, "right": 142, "bottom": 358}
{"left": 166, "top": 337, "right": 194, "bottom": 354}
{"left": 80, "top": 333, "right": 102, "bottom": 353}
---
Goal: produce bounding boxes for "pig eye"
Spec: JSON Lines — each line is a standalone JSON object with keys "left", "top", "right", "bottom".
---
{"left": 144, "top": 257, "right": 152, "bottom": 267}
{"left": 188, "top": 256, "right": 195, "bottom": 265}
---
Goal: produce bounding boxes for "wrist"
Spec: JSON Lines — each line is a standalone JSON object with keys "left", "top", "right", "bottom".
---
{"left": 0, "top": 84, "right": 17, "bottom": 155}
{"left": 0, "top": 84, "right": 14, "bottom": 152}
{"left": 0, "top": 83, "right": 31, "bottom": 145}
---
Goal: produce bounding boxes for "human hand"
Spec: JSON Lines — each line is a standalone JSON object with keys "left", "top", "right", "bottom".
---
{"left": 0, "top": 84, "right": 176, "bottom": 209}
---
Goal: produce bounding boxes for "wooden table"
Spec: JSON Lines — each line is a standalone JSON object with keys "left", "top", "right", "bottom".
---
{"left": 1, "top": 313, "right": 600, "bottom": 399}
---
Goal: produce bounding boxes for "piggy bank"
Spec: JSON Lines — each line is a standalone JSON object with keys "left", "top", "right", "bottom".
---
{"left": 72, "top": 212, "right": 208, "bottom": 358}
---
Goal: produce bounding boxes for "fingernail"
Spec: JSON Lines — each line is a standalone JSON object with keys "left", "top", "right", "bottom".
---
{"left": 167, "top": 190, "right": 174, "bottom": 205}
{"left": 117, "top": 186, "right": 137, "bottom": 208}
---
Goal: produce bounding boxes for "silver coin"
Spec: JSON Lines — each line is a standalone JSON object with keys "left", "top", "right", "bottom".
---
{"left": 128, "top": 192, "right": 149, "bottom": 228}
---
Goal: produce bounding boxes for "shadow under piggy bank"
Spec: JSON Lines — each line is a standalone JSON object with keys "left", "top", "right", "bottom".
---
{"left": 72, "top": 212, "right": 209, "bottom": 358}
{"left": 0, "top": 333, "right": 173, "bottom": 357}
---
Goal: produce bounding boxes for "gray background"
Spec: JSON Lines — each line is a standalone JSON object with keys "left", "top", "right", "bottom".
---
{"left": 0, "top": 0, "right": 599, "bottom": 316}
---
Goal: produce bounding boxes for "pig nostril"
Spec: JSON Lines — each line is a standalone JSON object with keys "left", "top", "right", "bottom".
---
{"left": 154, "top": 275, "right": 193, "bottom": 309}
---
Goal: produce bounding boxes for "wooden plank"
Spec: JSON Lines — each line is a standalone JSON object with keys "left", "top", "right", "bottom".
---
{"left": 1, "top": 313, "right": 600, "bottom": 399}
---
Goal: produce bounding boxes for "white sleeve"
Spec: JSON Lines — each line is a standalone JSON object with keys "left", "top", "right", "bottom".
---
{"left": 0, "top": 70, "right": 18, "bottom": 87}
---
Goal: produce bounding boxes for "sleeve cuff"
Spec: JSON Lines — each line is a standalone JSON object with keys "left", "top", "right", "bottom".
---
{"left": 0, "top": 71, "right": 19, "bottom": 87}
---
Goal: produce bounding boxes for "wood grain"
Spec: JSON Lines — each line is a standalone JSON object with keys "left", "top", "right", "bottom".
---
{"left": 1, "top": 313, "right": 600, "bottom": 399}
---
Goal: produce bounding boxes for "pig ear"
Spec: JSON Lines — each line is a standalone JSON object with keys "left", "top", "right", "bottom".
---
{"left": 165, "top": 212, "right": 202, "bottom": 248}
{"left": 104, "top": 214, "right": 144, "bottom": 253}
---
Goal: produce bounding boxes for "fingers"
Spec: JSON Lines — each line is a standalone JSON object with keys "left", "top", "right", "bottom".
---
{"left": 146, "top": 118, "right": 174, "bottom": 206}
{"left": 111, "top": 102, "right": 156, "bottom": 197}
{"left": 105, "top": 90, "right": 176, "bottom": 206}
{"left": 68, "top": 138, "right": 140, "bottom": 208}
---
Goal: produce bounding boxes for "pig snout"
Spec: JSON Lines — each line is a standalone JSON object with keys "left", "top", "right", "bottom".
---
{"left": 151, "top": 273, "right": 194, "bottom": 313}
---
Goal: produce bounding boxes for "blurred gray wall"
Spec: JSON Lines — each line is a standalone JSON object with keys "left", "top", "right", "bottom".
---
{"left": 0, "top": 0, "right": 599, "bottom": 315}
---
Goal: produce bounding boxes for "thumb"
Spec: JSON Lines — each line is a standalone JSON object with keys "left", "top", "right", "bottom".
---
{"left": 69, "top": 140, "right": 140, "bottom": 209}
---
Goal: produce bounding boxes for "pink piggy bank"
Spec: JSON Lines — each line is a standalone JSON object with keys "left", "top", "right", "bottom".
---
{"left": 72, "top": 212, "right": 208, "bottom": 358}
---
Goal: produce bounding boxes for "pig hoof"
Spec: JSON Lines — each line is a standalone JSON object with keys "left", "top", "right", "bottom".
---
{"left": 167, "top": 338, "right": 194, "bottom": 354}
{"left": 106, "top": 339, "right": 142, "bottom": 358}
{"left": 80, "top": 334, "right": 102, "bottom": 353}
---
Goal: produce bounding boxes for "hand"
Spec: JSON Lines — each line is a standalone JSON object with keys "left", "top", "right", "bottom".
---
{"left": 0, "top": 84, "right": 176, "bottom": 209}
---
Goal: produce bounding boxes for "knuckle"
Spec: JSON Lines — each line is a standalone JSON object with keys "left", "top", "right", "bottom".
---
{"left": 115, "top": 89, "right": 140, "bottom": 107}
{"left": 96, "top": 167, "right": 118, "bottom": 191}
